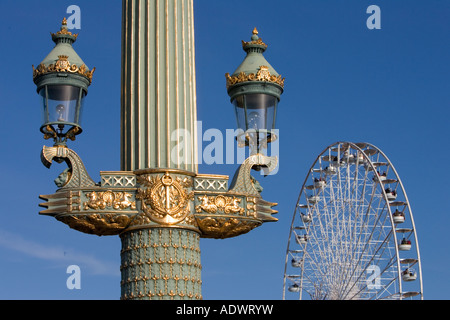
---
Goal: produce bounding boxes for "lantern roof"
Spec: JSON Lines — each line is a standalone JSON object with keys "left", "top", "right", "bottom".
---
{"left": 226, "top": 28, "right": 285, "bottom": 97}
{"left": 33, "top": 18, "right": 95, "bottom": 87}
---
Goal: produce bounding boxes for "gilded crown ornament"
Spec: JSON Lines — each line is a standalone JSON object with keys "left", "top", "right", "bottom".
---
{"left": 51, "top": 17, "right": 79, "bottom": 39}
{"left": 241, "top": 27, "right": 267, "bottom": 49}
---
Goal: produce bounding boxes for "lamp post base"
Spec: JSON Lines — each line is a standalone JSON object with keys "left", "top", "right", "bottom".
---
{"left": 120, "top": 228, "right": 202, "bottom": 300}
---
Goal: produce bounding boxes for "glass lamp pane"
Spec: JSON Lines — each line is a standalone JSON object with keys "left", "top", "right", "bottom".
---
{"left": 233, "top": 95, "right": 247, "bottom": 132}
{"left": 233, "top": 93, "right": 277, "bottom": 132}
{"left": 46, "top": 85, "right": 82, "bottom": 125}
{"left": 77, "top": 92, "right": 85, "bottom": 124}
{"left": 39, "top": 88, "right": 48, "bottom": 125}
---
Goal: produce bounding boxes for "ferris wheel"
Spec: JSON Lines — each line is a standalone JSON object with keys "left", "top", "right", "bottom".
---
{"left": 283, "top": 142, "right": 423, "bottom": 300}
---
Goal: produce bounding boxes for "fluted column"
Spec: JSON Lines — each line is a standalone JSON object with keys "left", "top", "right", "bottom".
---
{"left": 121, "top": 0, "right": 198, "bottom": 172}
{"left": 119, "top": 0, "right": 201, "bottom": 300}
{"left": 118, "top": 0, "right": 201, "bottom": 300}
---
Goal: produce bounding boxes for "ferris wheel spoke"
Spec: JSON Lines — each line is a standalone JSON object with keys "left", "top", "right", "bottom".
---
{"left": 347, "top": 175, "right": 378, "bottom": 266}
{"left": 343, "top": 199, "right": 387, "bottom": 284}
{"left": 341, "top": 228, "right": 396, "bottom": 299}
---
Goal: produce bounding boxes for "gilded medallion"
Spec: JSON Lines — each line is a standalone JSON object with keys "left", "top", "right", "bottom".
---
{"left": 137, "top": 173, "right": 194, "bottom": 225}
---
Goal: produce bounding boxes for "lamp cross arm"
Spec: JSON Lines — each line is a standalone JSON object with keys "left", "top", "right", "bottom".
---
{"left": 193, "top": 154, "right": 279, "bottom": 239}
{"left": 40, "top": 146, "right": 139, "bottom": 236}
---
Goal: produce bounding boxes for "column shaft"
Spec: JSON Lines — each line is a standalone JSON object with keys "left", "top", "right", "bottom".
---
{"left": 121, "top": 0, "right": 198, "bottom": 172}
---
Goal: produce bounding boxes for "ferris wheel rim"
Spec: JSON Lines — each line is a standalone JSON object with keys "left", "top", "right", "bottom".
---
{"left": 361, "top": 142, "right": 424, "bottom": 299}
{"left": 283, "top": 141, "right": 423, "bottom": 300}
{"left": 282, "top": 143, "right": 334, "bottom": 299}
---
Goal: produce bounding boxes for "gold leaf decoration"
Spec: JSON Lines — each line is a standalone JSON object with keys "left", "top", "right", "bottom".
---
{"left": 226, "top": 65, "right": 285, "bottom": 89}
{"left": 195, "top": 195, "right": 244, "bottom": 215}
{"left": 33, "top": 55, "right": 95, "bottom": 84}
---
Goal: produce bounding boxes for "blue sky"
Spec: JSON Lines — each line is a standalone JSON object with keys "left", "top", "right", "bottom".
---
{"left": 0, "top": 0, "right": 449, "bottom": 300}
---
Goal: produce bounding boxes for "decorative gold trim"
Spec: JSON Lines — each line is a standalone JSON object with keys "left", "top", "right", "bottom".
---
{"left": 196, "top": 217, "right": 261, "bottom": 239}
{"left": 100, "top": 171, "right": 135, "bottom": 175}
{"left": 241, "top": 27, "right": 267, "bottom": 48}
{"left": 51, "top": 17, "right": 79, "bottom": 39}
{"left": 84, "top": 191, "right": 136, "bottom": 211}
{"left": 56, "top": 213, "right": 132, "bottom": 236}
{"left": 246, "top": 197, "right": 258, "bottom": 218}
{"left": 195, "top": 173, "right": 229, "bottom": 180}
{"left": 33, "top": 55, "right": 95, "bottom": 84}
{"left": 242, "top": 37, "right": 267, "bottom": 48}
{"left": 134, "top": 168, "right": 196, "bottom": 177}
{"left": 123, "top": 223, "right": 201, "bottom": 234}
{"left": 195, "top": 195, "right": 244, "bottom": 215}
{"left": 165, "top": 0, "right": 171, "bottom": 168}
{"left": 226, "top": 65, "right": 285, "bottom": 89}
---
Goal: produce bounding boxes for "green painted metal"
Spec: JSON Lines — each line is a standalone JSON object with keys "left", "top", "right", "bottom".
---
{"left": 227, "top": 30, "right": 284, "bottom": 102}
{"left": 34, "top": 73, "right": 90, "bottom": 95}
{"left": 228, "top": 81, "right": 283, "bottom": 104}
{"left": 33, "top": 20, "right": 93, "bottom": 94}
{"left": 232, "top": 33, "right": 279, "bottom": 79}
{"left": 120, "top": 228, "right": 202, "bottom": 300}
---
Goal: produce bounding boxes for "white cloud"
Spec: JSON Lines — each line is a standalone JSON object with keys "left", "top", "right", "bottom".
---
{"left": 0, "top": 229, "right": 119, "bottom": 276}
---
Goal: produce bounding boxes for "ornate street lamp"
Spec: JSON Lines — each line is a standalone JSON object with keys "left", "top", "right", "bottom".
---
{"left": 34, "top": 5, "right": 282, "bottom": 301}
{"left": 33, "top": 18, "right": 95, "bottom": 146}
{"left": 226, "top": 28, "right": 284, "bottom": 154}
